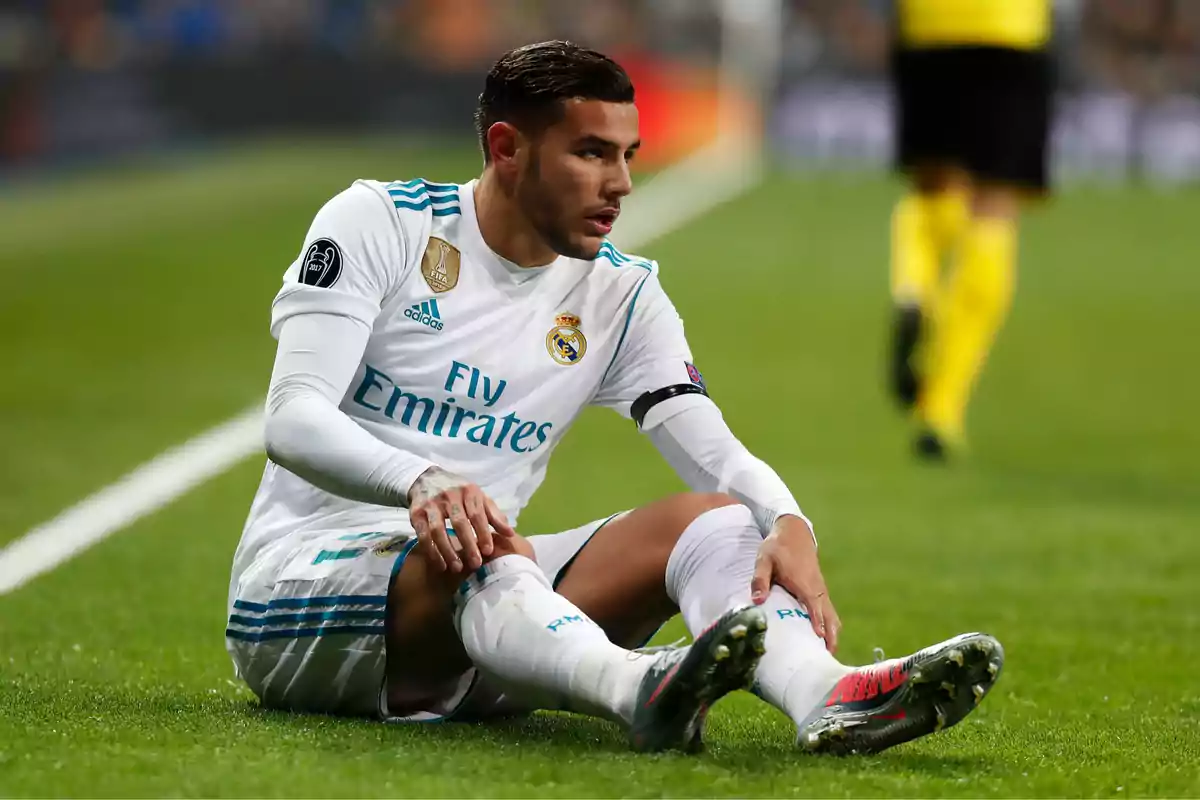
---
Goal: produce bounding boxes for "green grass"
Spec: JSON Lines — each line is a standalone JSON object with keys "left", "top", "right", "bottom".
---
{"left": 1, "top": 139, "right": 1198, "bottom": 797}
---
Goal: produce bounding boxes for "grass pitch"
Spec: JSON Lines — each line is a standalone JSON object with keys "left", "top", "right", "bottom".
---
{"left": 1, "top": 140, "right": 1197, "bottom": 797}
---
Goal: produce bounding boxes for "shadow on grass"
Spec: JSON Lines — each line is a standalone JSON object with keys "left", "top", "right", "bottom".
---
{"left": 707, "top": 746, "right": 991, "bottom": 778}
{"left": 5, "top": 678, "right": 998, "bottom": 787}
{"left": 6, "top": 664, "right": 996, "bottom": 785}
{"left": 245, "top": 705, "right": 634, "bottom": 754}
{"left": 243, "top": 701, "right": 996, "bottom": 779}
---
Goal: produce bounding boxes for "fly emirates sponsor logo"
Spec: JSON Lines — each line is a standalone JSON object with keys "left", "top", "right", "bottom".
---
{"left": 352, "top": 360, "right": 553, "bottom": 453}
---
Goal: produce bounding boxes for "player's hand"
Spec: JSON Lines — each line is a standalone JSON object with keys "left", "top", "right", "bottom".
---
{"left": 407, "top": 466, "right": 516, "bottom": 573}
{"left": 750, "top": 515, "right": 841, "bottom": 653}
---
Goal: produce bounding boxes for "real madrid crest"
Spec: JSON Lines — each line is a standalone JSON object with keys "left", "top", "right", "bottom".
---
{"left": 546, "top": 313, "right": 587, "bottom": 366}
{"left": 421, "top": 236, "right": 460, "bottom": 293}
{"left": 372, "top": 535, "right": 411, "bottom": 557}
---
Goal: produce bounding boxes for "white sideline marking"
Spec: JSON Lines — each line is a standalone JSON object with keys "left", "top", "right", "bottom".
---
{"left": 0, "top": 142, "right": 763, "bottom": 596}
{"left": 0, "top": 410, "right": 264, "bottom": 594}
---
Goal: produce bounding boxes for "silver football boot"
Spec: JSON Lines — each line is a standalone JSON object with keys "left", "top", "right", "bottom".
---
{"left": 799, "top": 632, "right": 1004, "bottom": 755}
{"left": 628, "top": 605, "right": 768, "bottom": 753}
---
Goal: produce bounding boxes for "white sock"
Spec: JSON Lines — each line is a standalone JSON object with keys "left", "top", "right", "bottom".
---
{"left": 454, "top": 554, "right": 650, "bottom": 724}
{"left": 664, "top": 504, "right": 852, "bottom": 729}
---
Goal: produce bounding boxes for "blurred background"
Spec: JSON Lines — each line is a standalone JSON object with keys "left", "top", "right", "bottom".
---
{"left": 3, "top": 0, "right": 1200, "bottom": 182}
{"left": 2, "top": 3, "right": 1199, "bottom": 795}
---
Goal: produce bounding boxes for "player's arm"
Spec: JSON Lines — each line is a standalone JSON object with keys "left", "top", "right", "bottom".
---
{"left": 263, "top": 183, "right": 513, "bottom": 572}
{"left": 265, "top": 313, "right": 430, "bottom": 506}
{"left": 592, "top": 272, "right": 840, "bottom": 650}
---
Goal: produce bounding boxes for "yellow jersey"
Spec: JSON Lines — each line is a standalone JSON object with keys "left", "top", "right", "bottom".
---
{"left": 898, "top": 0, "right": 1051, "bottom": 50}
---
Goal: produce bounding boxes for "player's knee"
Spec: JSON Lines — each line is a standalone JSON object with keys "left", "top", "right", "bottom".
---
{"left": 683, "top": 492, "right": 742, "bottom": 519}
{"left": 389, "top": 534, "right": 535, "bottom": 631}
{"left": 638, "top": 493, "right": 752, "bottom": 580}
{"left": 389, "top": 551, "right": 454, "bottom": 631}
{"left": 912, "top": 163, "right": 969, "bottom": 195}
{"left": 971, "top": 183, "right": 1022, "bottom": 220}
{"left": 656, "top": 492, "right": 743, "bottom": 544}
{"left": 486, "top": 533, "right": 535, "bottom": 563}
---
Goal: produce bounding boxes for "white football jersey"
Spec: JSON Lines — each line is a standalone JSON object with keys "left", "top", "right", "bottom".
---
{"left": 238, "top": 178, "right": 705, "bottom": 555}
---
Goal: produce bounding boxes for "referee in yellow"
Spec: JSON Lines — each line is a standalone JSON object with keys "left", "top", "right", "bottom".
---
{"left": 887, "top": 0, "right": 1053, "bottom": 459}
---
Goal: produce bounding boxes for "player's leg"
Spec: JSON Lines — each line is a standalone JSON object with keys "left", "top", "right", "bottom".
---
{"left": 916, "top": 180, "right": 1020, "bottom": 456}
{"left": 388, "top": 529, "right": 649, "bottom": 722}
{"left": 226, "top": 529, "right": 423, "bottom": 718}
{"left": 891, "top": 165, "right": 970, "bottom": 311}
{"left": 915, "top": 46, "right": 1051, "bottom": 456}
{"left": 558, "top": 497, "right": 848, "bottom": 713}
{"left": 890, "top": 164, "right": 970, "bottom": 407}
{"left": 382, "top": 531, "right": 526, "bottom": 718}
{"left": 546, "top": 495, "right": 1004, "bottom": 754}
{"left": 389, "top": 519, "right": 765, "bottom": 752}
{"left": 228, "top": 523, "right": 764, "bottom": 751}
{"left": 542, "top": 495, "right": 736, "bottom": 650}
{"left": 224, "top": 527, "right": 665, "bottom": 729}
{"left": 888, "top": 46, "right": 970, "bottom": 407}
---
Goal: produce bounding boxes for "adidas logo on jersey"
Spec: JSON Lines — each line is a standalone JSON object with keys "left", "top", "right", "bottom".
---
{"left": 404, "top": 299, "right": 444, "bottom": 331}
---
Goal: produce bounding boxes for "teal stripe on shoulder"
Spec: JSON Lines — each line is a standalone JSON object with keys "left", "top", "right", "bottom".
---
{"left": 420, "top": 179, "right": 460, "bottom": 194}
{"left": 602, "top": 271, "right": 653, "bottom": 382}
{"left": 388, "top": 178, "right": 458, "bottom": 212}
{"left": 597, "top": 241, "right": 653, "bottom": 272}
{"left": 595, "top": 247, "right": 621, "bottom": 267}
{"left": 600, "top": 241, "right": 629, "bottom": 262}
{"left": 420, "top": 181, "right": 460, "bottom": 206}
{"left": 390, "top": 197, "right": 462, "bottom": 215}
{"left": 388, "top": 184, "right": 427, "bottom": 200}
{"left": 387, "top": 179, "right": 456, "bottom": 197}
{"left": 385, "top": 178, "right": 460, "bottom": 216}
{"left": 392, "top": 198, "right": 431, "bottom": 212}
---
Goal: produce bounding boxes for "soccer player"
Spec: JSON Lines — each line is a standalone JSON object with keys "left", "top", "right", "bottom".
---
{"left": 887, "top": 0, "right": 1053, "bottom": 458}
{"left": 226, "top": 41, "right": 1004, "bottom": 754}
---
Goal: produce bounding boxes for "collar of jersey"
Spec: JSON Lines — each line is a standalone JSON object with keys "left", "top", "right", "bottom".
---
{"left": 460, "top": 179, "right": 563, "bottom": 284}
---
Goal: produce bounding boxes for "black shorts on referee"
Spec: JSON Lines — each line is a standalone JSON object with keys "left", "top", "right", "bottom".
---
{"left": 891, "top": 45, "right": 1053, "bottom": 193}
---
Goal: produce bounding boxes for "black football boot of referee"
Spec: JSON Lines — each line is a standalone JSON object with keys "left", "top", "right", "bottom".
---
{"left": 890, "top": 305, "right": 923, "bottom": 410}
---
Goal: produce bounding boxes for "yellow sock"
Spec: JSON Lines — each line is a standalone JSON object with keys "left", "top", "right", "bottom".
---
{"left": 918, "top": 216, "right": 1017, "bottom": 442}
{"left": 889, "top": 193, "right": 941, "bottom": 308}
{"left": 890, "top": 190, "right": 968, "bottom": 308}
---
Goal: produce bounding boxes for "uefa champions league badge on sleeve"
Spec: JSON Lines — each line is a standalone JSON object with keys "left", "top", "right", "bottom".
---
{"left": 300, "top": 238, "right": 343, "bottom": 288}
{"left": 686, "top": 362, "right": 706, "bottom": 391}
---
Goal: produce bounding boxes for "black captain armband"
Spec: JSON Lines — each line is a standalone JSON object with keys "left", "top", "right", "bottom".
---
{"left": 631, "top": 384, "right": 709, "bottom": 428}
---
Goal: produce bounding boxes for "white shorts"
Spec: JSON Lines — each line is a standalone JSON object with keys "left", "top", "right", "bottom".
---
{"left": 225, "top": 513, "right": 623, "bottom": 720}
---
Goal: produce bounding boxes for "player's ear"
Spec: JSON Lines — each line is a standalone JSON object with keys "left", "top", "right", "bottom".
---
{"left": 486, "top": 121, "right": 521, "bottom": 167}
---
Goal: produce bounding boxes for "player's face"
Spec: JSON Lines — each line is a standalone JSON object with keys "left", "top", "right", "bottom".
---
{"left": 517, "top": 99, "right": 639, "bottom": 260}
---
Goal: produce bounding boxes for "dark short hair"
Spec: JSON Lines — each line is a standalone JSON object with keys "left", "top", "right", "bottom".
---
{"left": 475, "top": 40, "right": 635, "bottom": 161}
